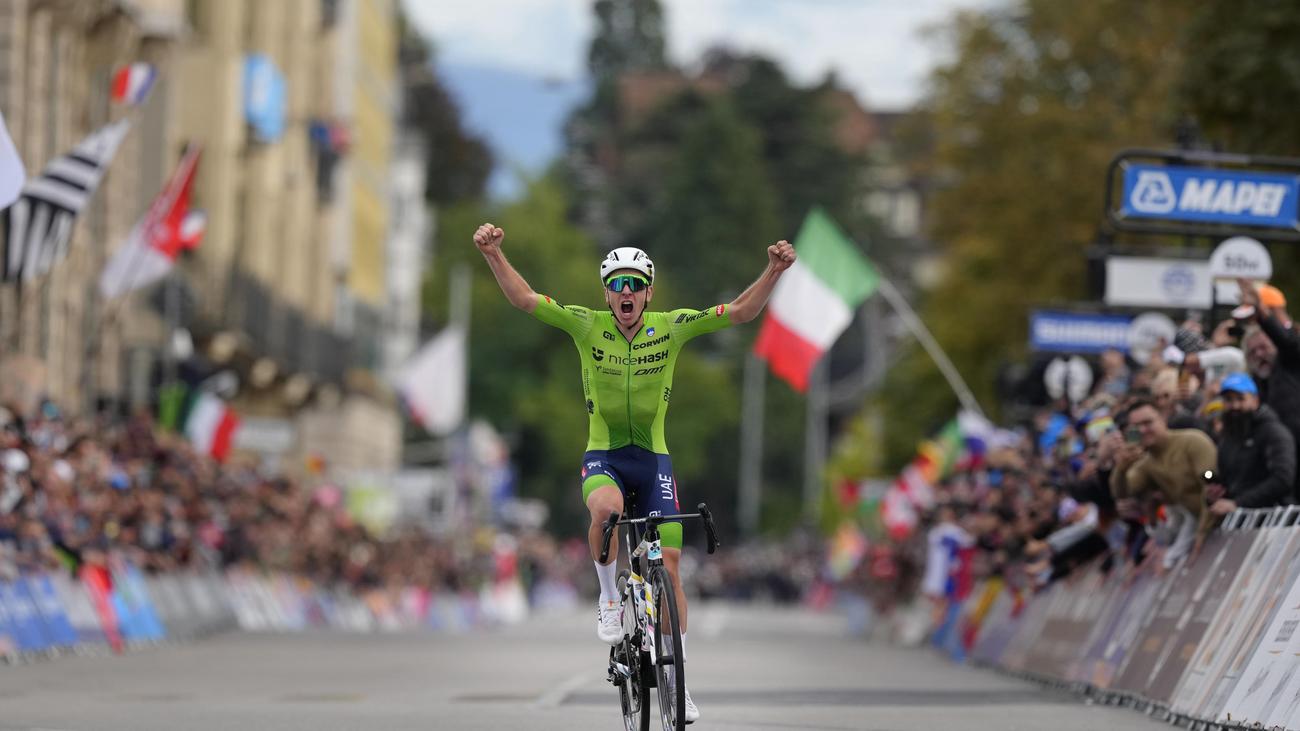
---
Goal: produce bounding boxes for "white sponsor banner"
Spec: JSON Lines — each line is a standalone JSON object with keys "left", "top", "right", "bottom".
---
{"left": 1105, "top": 257, "right": 1213, "bottom": 309}
{"left": 232, "top": 417, "right": 296, "bottom": 454}
{"left": 1222, "top": 551, "right": 1300, "bottom": 727}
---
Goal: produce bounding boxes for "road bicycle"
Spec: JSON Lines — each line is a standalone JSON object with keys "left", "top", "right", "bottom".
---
{"left": 599, "top": 503, "right": 719, "bottom": 731}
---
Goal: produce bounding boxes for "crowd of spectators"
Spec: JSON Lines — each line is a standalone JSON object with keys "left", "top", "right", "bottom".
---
{"left": 0, "top": 407, "right": 586, "bottom": 603}
{"left": 910, "top": 279, "right": 1300, "bottom": 614}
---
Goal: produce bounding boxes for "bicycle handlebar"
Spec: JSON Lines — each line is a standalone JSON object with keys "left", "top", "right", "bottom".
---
{"left": 596, "top": 503, "right": 723, "bottom": 562}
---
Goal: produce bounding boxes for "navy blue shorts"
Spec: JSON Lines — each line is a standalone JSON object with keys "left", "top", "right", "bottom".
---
{"left": 581, "top": 446, "right": 682, "bottom": 540}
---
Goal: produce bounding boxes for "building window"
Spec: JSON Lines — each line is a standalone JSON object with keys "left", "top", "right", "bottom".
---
{"left": 186, "top": 0, "right": 205, "bottom": 39}
{"left": 321, "top": 0, "right": 340, "bottom": 29}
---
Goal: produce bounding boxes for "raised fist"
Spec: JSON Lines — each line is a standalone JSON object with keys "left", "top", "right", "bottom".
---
{"left": 768, "top": 240, "right": 796, "bottom": 272}
{"left": 473, "top": 223, "right": 504, "bottom": 253}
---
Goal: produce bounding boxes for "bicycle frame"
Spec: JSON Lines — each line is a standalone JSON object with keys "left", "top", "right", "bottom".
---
{"left": 601, "top": 505, "right": 720, "bottom": 683}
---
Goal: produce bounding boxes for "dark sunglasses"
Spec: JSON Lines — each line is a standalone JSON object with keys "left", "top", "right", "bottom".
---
{"left": 605, "top": 274, "right": 649, "bottom": 293}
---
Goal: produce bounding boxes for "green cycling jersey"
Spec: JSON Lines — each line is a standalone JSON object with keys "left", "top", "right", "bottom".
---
{"left": 533, "top": 295, "right": 734, "bottom": 453}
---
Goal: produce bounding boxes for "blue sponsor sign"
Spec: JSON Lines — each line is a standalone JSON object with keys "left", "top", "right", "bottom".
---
{"left": 1122, "top": 164, "right": 1300, "bottom": 229}
{"left": 1030, "top": 311, "right": 1132, "bottom": 354}
{"left": 0, "top": 580, "right": 48, "bottom": 652}
{"left": 29, "top": 575, "right": 78, "bottom": 648}
{"left": 0, "top": 583, "right": 16, "bottom": 652}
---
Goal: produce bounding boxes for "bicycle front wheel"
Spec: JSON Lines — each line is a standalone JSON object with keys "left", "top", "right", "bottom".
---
{"left": 616, "top": 571, "right": 650, "bottom": 731}
{"left": 651, "top": 566, "right": 685, "bottom": 731}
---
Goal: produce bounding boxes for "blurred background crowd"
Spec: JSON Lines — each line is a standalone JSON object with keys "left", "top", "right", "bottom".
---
{"left": 841, "top": 279, "right": 1300, "bottom": 639}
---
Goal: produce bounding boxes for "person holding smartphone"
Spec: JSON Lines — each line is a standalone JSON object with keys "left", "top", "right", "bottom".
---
{"left": 1110, "top": 399, "right": 1218, "bottom": 569}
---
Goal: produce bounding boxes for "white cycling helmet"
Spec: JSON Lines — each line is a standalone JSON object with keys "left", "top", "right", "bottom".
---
{"left": 600, "top": 247, "right": 655, "bottom": 284}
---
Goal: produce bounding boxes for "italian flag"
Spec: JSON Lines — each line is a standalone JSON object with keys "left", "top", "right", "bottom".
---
{"left": 754, "top": 208, "right": 880, "bottom": 392}
{"left": 160, "top": 386, "right": 239, "bottom": 462}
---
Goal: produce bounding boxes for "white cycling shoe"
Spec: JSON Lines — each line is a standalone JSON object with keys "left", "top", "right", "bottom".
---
{"left": 684, "top": 687, "right": 700, "bottom": 724}
{"left": 597, "top": 600, "right": 622, "bottom": 645}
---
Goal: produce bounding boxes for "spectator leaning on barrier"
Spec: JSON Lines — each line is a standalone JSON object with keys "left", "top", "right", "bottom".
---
{"left": 1110, "top": 399, "right": 1217, "bottom": 568}
{"left": 1205, "top": 373, "right": 1296, "bottom": 517}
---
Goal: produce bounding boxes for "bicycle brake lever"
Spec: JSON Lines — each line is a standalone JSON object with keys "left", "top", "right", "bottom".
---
{"left": 599, "top": 510, "right": 620, "bottom": 563}
{"left": 698, "top": 503, "right": 720, "bottom": 554}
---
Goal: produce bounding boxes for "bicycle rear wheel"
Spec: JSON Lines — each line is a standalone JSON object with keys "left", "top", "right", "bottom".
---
{"left": 651, "top": 566, "right": 685, "bottom": 731}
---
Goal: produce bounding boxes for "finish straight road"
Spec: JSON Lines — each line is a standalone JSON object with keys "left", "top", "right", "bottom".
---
{"left": 1, "top": 603, "right": 1170, "bottom": 731}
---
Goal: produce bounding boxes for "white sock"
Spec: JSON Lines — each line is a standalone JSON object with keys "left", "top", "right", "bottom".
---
{"left": 594, "top": 560, "right": 619, "bottom": 602}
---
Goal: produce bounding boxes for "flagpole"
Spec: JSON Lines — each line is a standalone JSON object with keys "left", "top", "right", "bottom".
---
{"left": 737, "top": 351, "right": 765, "bottom": 539}
{"left": 874, "top": 275, "right": 986, "bottom": 419}
{"left": 803, "top": 358, "right": 829, "bottom": 523}
{"left": 450, "top": 263, "right": 471, "bottom": 419}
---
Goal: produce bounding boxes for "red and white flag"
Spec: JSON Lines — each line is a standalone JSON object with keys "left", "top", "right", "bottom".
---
{"left": 397, "top": 325, "right": 467, "bottom": 435}
{"left": 110, "top": 63, "right": 156, "bottom": 106}
{"left": 99, "top": 147, "right": 203, "bottom": 298}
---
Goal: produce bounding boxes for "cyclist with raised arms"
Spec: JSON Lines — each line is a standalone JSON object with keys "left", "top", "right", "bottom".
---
{"left": 473, "top": 222, "right": 795, "bottom": 723}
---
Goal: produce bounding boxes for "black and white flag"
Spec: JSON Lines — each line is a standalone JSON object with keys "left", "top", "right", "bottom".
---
{"left": 1, "top": 119, "right": 130, "bottom": 282}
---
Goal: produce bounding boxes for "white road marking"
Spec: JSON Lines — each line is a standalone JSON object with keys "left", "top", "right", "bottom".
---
{"left": 534, "top": 670, "right": 593, "bottom": 708}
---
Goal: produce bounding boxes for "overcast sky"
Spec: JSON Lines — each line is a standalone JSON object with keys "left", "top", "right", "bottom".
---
{"left": 403, "top": 0, "right": 1002, "bottom": 109}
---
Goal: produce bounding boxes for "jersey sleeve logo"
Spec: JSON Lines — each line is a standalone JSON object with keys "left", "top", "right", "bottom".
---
{"left": 715, "top": 304, "right": 726, "bottom": 317}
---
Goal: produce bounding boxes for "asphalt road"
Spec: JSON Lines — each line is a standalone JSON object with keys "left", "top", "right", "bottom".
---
{"left": 0, "top": 603, "right": 1171, "bottom": 731}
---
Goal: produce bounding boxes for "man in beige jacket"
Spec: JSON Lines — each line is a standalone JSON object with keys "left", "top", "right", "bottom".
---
{"left": 1111, "top": 399, "right": 1218, "bottom": 569}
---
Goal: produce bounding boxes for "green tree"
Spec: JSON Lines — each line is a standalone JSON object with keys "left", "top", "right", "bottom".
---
{"left": 646, "top": 96, "right": 782, "bottom": 303}
{"left": 878, "top": 0, "right": 1196, "bottom": 464}
{"left": 1177, "top": 0, "right": 1300, "bottom": 299}
{"left": 1178, "top": 2, "right": 1300, "bottom": 156}
{"left": 588, "top": 0, "right": 669, "bottom": 86}
{"left": 717, "top": 53, "right": 867, "bottom": 236}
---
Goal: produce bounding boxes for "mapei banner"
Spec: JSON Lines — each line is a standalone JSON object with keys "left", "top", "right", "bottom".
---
{"left": 1122, "top": 164, "right": 1300, "bottom": 230}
